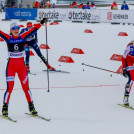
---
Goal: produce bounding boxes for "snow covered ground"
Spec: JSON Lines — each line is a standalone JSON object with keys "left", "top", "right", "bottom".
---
{"left": 0, "top": 11, "right": 134, "bottom": 134}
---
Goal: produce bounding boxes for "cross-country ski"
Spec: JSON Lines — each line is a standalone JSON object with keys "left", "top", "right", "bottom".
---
{"left": 118, "top": 104, "right": 134, "bottom": 110}
{"left": 25, "top": 113, "right": 51, "bottom": 121}
{"left": 0, "top": 115, "right": 17, "bottom": 123}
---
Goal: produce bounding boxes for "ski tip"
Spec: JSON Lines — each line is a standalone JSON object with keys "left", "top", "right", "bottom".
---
{"left": 82, "top": 63, "right": 84, "bottom": 65}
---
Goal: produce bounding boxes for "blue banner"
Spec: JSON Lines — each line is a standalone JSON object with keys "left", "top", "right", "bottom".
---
{"left": 5, "top": 8, "right": 37, "bottom": 20}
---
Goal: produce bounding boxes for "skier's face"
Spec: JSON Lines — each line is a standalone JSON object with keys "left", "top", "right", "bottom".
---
{"left": 11, "top": 29, "right": 20, "bottom": 36}
{"left": 11, "top": 26, "right": 20, "bottom": 36}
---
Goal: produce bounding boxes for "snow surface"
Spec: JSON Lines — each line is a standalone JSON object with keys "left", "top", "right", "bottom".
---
{"left": 0, "top": 12, "right": 134, "bottom": 134}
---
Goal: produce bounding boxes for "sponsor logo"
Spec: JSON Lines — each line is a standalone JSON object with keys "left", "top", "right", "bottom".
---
{"left": 38, "top": 10, "right": 59, "bottom": 19}
{"left": 107, "top": 12, "right": 128, "bottom": 20}
{"left": 58, "top": 13, "right": 67, "bottom": 20}
{"left": 14, "top": 11, "right": 32, "bottom": 17}
{"left": 10, "top": 52, "right": 23, "bottom": 57}
{"left": 68, "top": 11, "right": 91, "bottom": 20}
{"left": 107, "top": 12, "right": 112, "bottom": 20}
{"left": 68, "top": 11, "right": 73, "bottom": 19}
{"left": 9, "top": 39, "right": 23, "bottom": 43}
{"left": 8, "top": 51, "right": 24, "bottom": 58}
{"left": 113, "top": 14, "right": 128, "bottom": 19}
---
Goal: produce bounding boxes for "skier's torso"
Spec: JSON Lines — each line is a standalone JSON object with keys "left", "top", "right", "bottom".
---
{"left": 7, "top": 35, "right": 25, "bottom": 58}
{"left": 124, "top": 44, "right": 134, "bottom": 62}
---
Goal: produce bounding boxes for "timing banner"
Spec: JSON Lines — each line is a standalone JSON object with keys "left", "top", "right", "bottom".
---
{"left": 100, "top": 10, "right": 134, "bottom": 23}
{"left": 37, "top": 8, "right": 100, "bottom": 22}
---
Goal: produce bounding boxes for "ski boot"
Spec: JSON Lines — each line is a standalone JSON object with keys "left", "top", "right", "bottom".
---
{"left": 47, "top": 64, "right": 56, "bottom": 71}
{"left": 123, "top": 94, "right": 129, "bottom": 106}
{"left": 2, "top": 103, "right": 8, "bottom": 117}
{"left": 28, "top": 102, "right": 38, "bottom": 115}
{"left": 26, "top": 64, "right": 30, "bottom": 73}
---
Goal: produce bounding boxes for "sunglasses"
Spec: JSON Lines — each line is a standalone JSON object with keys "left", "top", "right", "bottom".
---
{"left": 12, "top": 26, "right": 20, "bottom": 30}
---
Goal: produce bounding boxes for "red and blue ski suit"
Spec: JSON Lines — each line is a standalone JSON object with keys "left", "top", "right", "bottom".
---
{"left": 0, "top": 23, "right": 41, "bottom": 104}
{"left": 122, "top": 42, "right": 134, "bottom": 94}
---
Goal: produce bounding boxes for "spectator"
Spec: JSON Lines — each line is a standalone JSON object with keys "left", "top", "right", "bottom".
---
{"left": 121, "top": 1, "right": 129, "bottom": 10}
{"left": 0, "top": 2, "right": 4, "bottom": 12}
{"left": 46, "top": 1, "right": 51, "bottom": 8}
{"left": 13, "top": 3, "right": 17, "bottom": 8}
{"left": 27, "top": 4, "right": 30, "bottom": 8}
{"left": 83, "top": 2, "right": 90, "bottom": 9}
{"left": 18, "top": 3, "right": 23, "bottom": 8}
{"left": 111, "top": 1, "right": 118, "bottom": 10}
{"left": 12, "top": 2, "right": 15, "bottom": 7}
{"left": 90, "top": 1, "right": 96, "bottom": 9}
{"left": 79, "top": 3, "right": 83, "bottom": 9}
{"left": 35, "top": 1, "right": 40, "bottom": 8}
{"left": 33, "top": 1, "right": 36, "bottom": 8}
{"left": 40, "top": 1, "right": 43, "bottom": 7}
{"left": 70, "top": 0, "right": 77, "bottom": 8}
{"left": 52, "top": 3, "right": 56, "bottom": 8}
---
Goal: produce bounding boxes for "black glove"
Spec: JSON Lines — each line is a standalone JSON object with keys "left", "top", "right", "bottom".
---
{"left": 35, "top": 38, "right": 38, "bottom": 43}
{"left": 40, "top": 18, "right": 48, "bottom": 25}
{"left": 122, "top": 68, "right": 128, "bottom": 78}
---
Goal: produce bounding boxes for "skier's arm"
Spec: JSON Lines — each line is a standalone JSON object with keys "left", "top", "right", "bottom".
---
{"left": 21, "top": 18, "right": 48, "bottom": 41}
{"left": 0, "top": 30, "right": 10, "bottom": 42}
{"left": 35, "top": 32, "right": 38, "bottom": 42}
{"left": 21, "top": 23, "right": 41, "bottom": 41}
{"left": 20, "top": 29, "right": 25, "bottom": 35}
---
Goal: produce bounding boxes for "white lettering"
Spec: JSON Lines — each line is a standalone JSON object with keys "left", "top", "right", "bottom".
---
{"left": 23, "top": 76, "right": 28, "bottom": 84}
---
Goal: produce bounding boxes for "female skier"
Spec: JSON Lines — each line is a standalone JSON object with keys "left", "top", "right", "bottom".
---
{"left": 20, "top": 22, "right": 55, "bottom": 72}
{"left": 0, "top": 18, "right": 47, "bottom": 117}
{"left": 122, "top": 40, "right": 134, "bottom": 106}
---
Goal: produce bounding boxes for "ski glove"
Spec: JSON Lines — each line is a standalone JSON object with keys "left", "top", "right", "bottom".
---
{"left": 35, "top": 38, "right": 38, "bottom": 43}
{"left": 122, "top": 68, "right": 128, "bottom": 78}
{"left": 40, "top": 18, "right": 48, "bottom": 25}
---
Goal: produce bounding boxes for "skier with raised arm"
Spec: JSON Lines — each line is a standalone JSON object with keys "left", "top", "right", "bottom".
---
{"left": 0, "top": 18, "right": 47, "bottom": 117}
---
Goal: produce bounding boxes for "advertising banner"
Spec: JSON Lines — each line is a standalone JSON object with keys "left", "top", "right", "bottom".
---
{"left": 67, "top": 9, "right": 100, "bottom": 22}
{"left": 38, "top": 9, "right": 68, "bottom": 21}
{"left": 37, "top": 8, "right": 100, "bottom": 22}
{"left": 100, "top": 10, "right": 134, "bottom": 23}
{"left": 5, "top": 8, "right": 134, "bottom": 24}
{"left": 5, "top": 8, "right": 37, "bottom": 20}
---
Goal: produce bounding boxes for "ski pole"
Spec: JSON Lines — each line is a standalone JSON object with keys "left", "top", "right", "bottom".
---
{"left": 45, "top": 19, "right": 50, "bottom": 92}
{"left": 82, "top": 63, "right": 122, "bottom": 75}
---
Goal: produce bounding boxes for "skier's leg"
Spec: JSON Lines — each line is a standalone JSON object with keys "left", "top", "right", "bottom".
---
{"left": 32, "top": 43, "right": 55, "bottom": 70}
{"left": 17, "top": 59, "right": 37, "bottom": 115}
{"left": 2, "top": 59, "right": 15, "bottom": 116}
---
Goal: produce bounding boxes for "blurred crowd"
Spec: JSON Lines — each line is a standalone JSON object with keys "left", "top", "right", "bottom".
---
{"left": 32, "top": 0, "right": 56, "bottom": 8}
{"left": 111, "top": 1, "right": 129, "bottom": 10}
{"left": 70, "top": 0, "right": 129, "bottom": 10}
{"left": 70, "top": 0, "right": 96, "bottom": 9}
{"left": 11, "top": 0, "right": 56, "bottom": 9}
{"left": 2, "top": 0, "right": 130, "bottom": 10}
